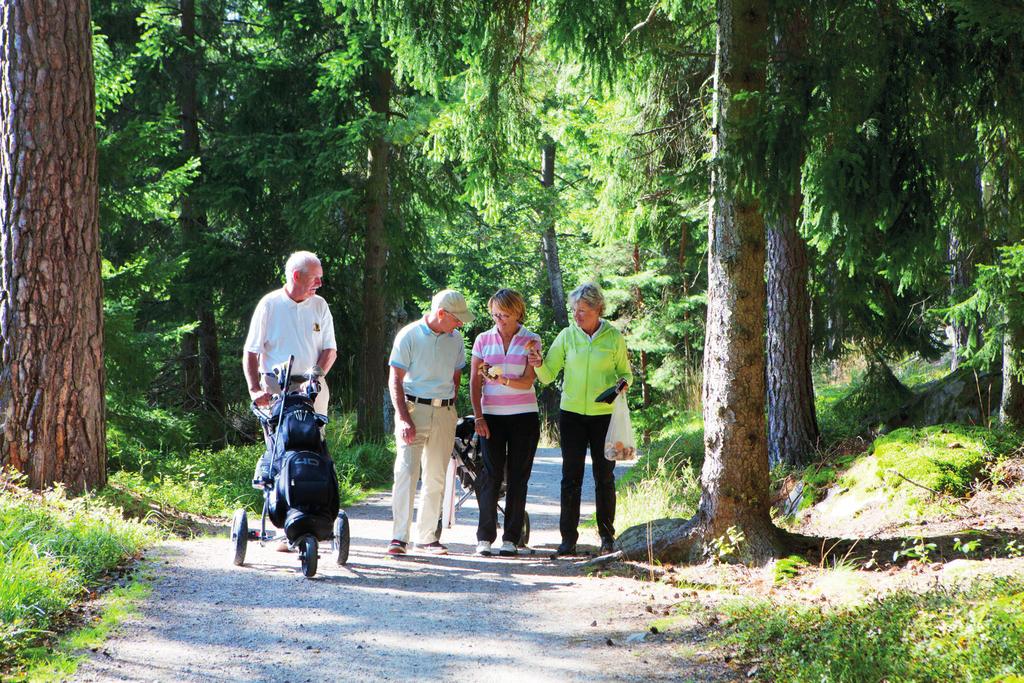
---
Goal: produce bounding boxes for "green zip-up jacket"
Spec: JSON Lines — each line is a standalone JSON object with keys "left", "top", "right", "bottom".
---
{"left": 535, "top": 321, "right": 633, "bottom": 416}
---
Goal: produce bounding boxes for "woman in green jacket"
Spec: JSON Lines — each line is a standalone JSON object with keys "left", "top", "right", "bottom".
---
{"left": 528, "top": 282, "right": 632, "bottom": 556}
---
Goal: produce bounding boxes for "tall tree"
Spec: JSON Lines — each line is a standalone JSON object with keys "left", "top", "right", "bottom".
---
{"left": 1, "top": 0, "right": 107, "bottom": 491}
{"left": 540, "top": 138, "right": 568, "bottom": 328}
{"left": 765, "top": 5, "right": 817, "bottom": 468}
{"left": 619, "top": 0, "right": 782, "bottom": 563}
{"left": 176, "top": 0, "right": 225, "bottom": 425}
{"left": 357, "top": 57, "right": 393, "bottom": 442}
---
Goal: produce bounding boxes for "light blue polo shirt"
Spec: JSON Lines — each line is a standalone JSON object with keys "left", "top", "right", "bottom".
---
{"left": 389, "top": 319, "right": 467, "bottom": 399}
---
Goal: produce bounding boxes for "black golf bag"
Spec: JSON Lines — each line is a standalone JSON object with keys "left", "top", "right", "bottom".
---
{"left": 264, "top": 394, "right": 340, "bottom": 544}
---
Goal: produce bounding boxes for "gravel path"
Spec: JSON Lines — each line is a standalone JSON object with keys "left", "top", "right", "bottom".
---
{"left": 77, "top": 448, "right": 721, "bottom": 682}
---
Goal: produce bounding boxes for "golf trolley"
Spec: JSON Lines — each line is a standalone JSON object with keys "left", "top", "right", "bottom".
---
{"left": 230, "top": 356, "right": 350, "bottom": 578}
{"left": 441, "top": 415, "right": 531, "bottom": 547}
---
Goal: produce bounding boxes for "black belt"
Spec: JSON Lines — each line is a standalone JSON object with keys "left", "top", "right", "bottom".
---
{"left": 406, "top": 395, "right": 455, "bottom": 407}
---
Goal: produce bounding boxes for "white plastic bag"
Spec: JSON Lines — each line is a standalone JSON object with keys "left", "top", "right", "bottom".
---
{"left": 604, "top": 393, "right": 637, "bottom": 461}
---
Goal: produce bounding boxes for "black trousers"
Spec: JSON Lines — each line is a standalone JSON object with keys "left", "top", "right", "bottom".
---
{"left": 476, "top": 412, "right": 540, "bottom": 544}
{"left": 558, "top": 410, "right": 615, "bottom": 545}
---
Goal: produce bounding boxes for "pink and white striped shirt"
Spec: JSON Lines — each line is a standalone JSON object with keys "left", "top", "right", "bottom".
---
{"left": 472, "top": 326, "right": 540, "bottom": 416}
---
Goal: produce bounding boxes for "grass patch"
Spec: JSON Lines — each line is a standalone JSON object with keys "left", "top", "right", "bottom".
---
{"left": 0, "top": 474, "right": 156, "bottom": 674}
{"left": 616, "top": 410, "right": 703, "bottom": 529}
{"left": 10, "top": 580, "right": 151, "bottom": 682}
{"left": 721, "top": 578, "right": 1024, "bottom": 682}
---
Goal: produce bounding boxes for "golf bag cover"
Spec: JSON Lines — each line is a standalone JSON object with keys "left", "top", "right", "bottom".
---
{"left": 266, "top": 396, "right": 339, "bottom": 542}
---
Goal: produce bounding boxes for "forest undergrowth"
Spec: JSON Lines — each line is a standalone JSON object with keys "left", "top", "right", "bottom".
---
{"left": 613, "top": 355, "right": 1024, "bottom": 681}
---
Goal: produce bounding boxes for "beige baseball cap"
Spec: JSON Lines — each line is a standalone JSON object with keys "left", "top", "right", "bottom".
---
{"left": 431, "top": 289, "right": 476, "bottom": 324}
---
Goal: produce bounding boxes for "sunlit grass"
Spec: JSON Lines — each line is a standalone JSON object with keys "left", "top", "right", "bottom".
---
{"left": 721, "top": 578, "right": 1024, "bottom": 682}
{"left": 0, "top": 474, "right": 155, "bottom": 674}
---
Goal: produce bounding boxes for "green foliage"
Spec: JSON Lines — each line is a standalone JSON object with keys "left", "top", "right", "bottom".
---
{"left": 0, "top": 476, "right": 155, "bottom": 672}
{"left": 773, "top": 555, "right": 810, "bottom": 585}
{"left": 817, "top": 359, "right": 914, "bottom": 442}
{"left": 711, "top": 526, "right": 745, "bottom": 564}
{"left": 892, "top": 537, "right": 939, "bottom": 563}
{"left": 722, "top": 579, "right": 1024, "bottom": 682}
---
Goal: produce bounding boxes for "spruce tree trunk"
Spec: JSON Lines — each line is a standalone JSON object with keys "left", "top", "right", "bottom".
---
{"left": 177, "top": 0, "right": 225, "bottom": 422}
{"left": 357, "top": 63, "right": 392, "bottom": 442}
{"left": 539, "top": 139, "right": 566, "bottom": 435}
{"left": 632, "top": 244, "right": 650, "bottom": 407}
{"left": 617, "top": 0, "right": 781, "bottom": 564}
{"left": 697, "top": 0, "right": 778, "bottom": 561}
{"left": 948, "top": 158, "right": 981, "bottom": 371}
{"left": 1000, "top": 327, "right": 1024, "bottom": 429}
{"left": 766, "top": 198, "right": 818, "bottom": 468}
{"left": 0, "top": 0, "right": 107, "bottom": 492}
{"left": 1001, "top": 217, "right": 1024, "bottom": 427}
{"left": 765, "top": 7, "right": 817, "bottom": 469}
{"left": 540, "top": 140, "right": 568, "bottom": 328}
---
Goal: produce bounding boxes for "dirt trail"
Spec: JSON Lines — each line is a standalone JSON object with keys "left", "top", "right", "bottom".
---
{"left": 77, "top": 448, "right": 729, "bottom": 682}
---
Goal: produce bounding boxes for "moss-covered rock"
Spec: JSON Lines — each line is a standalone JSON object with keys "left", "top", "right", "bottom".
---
{"left": 872, "top": 426, "right": 991, "bottom": 496}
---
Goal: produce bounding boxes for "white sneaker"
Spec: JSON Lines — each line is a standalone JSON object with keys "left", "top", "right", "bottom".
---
{"left": 476, "top": 540, "right": 493, "bottom": 556}
{"left": 498, "top": 541, "right": 517, "bottom": 557}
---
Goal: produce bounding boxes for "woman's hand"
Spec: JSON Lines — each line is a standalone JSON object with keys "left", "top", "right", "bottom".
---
{"left": 474, "top": 416, "right": 490, "bottom": 439}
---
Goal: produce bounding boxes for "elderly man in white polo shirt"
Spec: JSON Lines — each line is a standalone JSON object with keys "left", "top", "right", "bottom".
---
{"left": 387, "top": 289, "right": 474, "bottom": 556}
{"left": 243, "top": 250, "right": 337, "bottom": 431}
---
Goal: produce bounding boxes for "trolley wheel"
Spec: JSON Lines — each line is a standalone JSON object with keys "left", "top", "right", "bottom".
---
{"left": 333, "top": 511, "right": 350, "bottom": 565}
{"left": 300, "top": 536, "right": 318, "bottom": 578}
{"left": 520, "top": 511, "right": 531, "bottom": 547}
{"left": 231, "top": 509, "right": 248, "bottom": 566}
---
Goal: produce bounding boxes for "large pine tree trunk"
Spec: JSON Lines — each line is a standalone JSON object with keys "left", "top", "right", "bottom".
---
{"left": 357, "top": 62, "right": 392, "bottom": 442}
{"left": 177, "top": 0, "right": 225, "bottom": 424}
{"left": 0, "top": 0, "right": 107, "bottom": 492}
{"left": 618, "top": 0, "right": 781, "bottom": 564}
{"left": 767, "top": 199, "right": 818, "bottom": 468}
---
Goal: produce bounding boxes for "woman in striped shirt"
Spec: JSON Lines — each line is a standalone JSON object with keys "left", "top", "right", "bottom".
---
{"left": 470, "top": 289, "right": 541, "bottom": 557}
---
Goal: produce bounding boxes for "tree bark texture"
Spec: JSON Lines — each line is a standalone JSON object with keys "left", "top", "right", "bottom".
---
{"left": 948, "top": 158, "right": 981, "bottom": 371}
{"left": 357, "top": 62, "right": 392, "bottom": 442}
{"left": 177, "top": 0, "right": 225, "bottom": 422}
{"left": 766, "top": 196, "right": 818, "bottom": 468}
{"left": 632, "top": 244, "right": 650, "bottom": 407}
{"left": 618, "top": 0, "right": 781, "bottom": 564}
{"left": 1000, "top": 326, "right": 1024, "bottom": 428}
{"left": 540, "top": 141, "right": 568, "bottom": 329}
{"left": 539, "top": 139, "right": 565, "bottom": 435}
{"left": 765, "top": 7, "right": 817, "bottom": 469}
{"left": 0, "top": 0, "right": 107, "bottom": 492}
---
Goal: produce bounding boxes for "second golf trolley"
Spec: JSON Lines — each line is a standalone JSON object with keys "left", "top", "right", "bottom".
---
{"left": 229, "top": 356, "right": 350, "bottom": 578}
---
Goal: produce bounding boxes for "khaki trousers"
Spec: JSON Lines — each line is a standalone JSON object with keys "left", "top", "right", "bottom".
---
{"left": 391, "top": 402, "right": 457, "bottom": 544}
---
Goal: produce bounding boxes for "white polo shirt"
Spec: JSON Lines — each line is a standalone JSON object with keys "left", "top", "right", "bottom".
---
{"left": 244, "top": 289, "right": 337, "bottom": 374}
{"left": 389, "top": 319, "right": 466, "bottom": 399}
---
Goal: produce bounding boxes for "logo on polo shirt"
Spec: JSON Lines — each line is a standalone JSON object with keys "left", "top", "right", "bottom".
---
{"left": 313, "top": 323, "right": 321, "bottom": 332}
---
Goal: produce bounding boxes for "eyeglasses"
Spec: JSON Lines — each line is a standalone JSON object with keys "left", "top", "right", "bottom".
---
{"left": 490, "top": 311, "right": 513, "bottom": 320}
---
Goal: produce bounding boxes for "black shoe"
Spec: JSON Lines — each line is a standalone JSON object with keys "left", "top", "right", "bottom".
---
{"left": 599, "top": 539, "right": 615, "bottom": 555}
{"left": 554, "top": 542, "right": 576, "bottom": 557}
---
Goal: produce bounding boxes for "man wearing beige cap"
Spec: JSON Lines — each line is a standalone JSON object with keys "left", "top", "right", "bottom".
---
{"left": 386, "top": 289, "right": 475, "bottom": 555}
